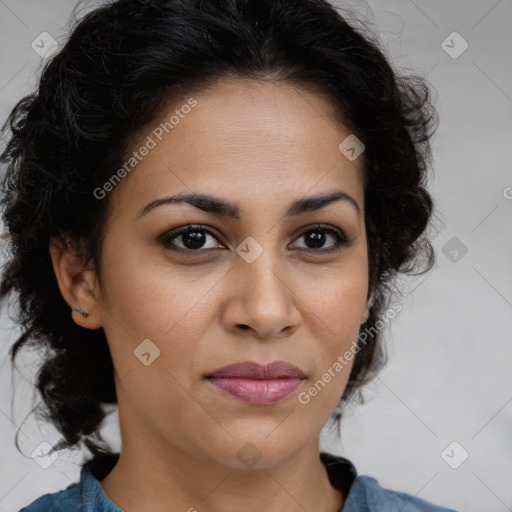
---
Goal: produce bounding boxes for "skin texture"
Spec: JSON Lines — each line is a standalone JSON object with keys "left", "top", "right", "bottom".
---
{"left": 50, "top": 77, "right": 370, "bottom": 512}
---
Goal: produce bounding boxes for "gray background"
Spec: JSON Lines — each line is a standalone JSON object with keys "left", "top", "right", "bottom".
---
{"left": 0, "top": 1, "right": 511, "bottom": 511}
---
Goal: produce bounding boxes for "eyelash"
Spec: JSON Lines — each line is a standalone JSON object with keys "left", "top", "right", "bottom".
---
{"left": 158, "top": 223, "right": 352, "bottom": 255}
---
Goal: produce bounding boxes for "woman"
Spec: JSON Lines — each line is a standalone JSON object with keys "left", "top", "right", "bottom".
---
{"left": 0, "top": 0, "right": 454, "bottom": 510}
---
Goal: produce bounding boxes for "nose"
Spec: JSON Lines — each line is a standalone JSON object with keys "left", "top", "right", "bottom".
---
{"left": 221, "top": 248, "right": 302, "bottom": 340}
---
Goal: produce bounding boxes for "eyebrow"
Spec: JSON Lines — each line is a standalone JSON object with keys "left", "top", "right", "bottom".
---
{"left": 137, "top": 190, "right": 361, "bottom": 219}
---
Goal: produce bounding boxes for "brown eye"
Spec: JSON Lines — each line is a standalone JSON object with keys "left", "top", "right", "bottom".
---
{"left": 159, "top": 223, "right": 351, "bottom": 255}
{"left": 159, "top": 225, "right": 224, "bottom": 252}
{"left": 291, "top": 225, "right": 351, "bottom": 252}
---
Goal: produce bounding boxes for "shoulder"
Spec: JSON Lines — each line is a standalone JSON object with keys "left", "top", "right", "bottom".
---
{"left": 344, "top": 475, "right": 459, "bottom": 512}
{"left": 18, "top": 482, "right": 82, "bottom": 511}
{"left": 319, "top": 451, "right": 457, "bottom": 512}
{"left": 17, "top": 453, "right": 122, "bottom": 512}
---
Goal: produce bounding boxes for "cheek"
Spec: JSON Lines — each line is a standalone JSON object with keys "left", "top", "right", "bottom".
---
{"left": 301, "top": 260, "right": 368, "bottom": 332}
{"left": 299, "top": 262, "right": 367, "bottom": 391}
{"left": 97, "top": 259, "right": 209, "bottom": 417}
{"left": 297, "top": 281, "right": 363, "bottom": 416}
{"left": 99, "top": 242, "right": 210, "bottom": 337}
{"left": 97, "top": 247, "right": 222, "bottom": 389}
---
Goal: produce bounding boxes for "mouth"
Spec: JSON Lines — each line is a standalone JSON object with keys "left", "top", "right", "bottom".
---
{"left": 204, "top": 361, "right": 306, "bottom": 405}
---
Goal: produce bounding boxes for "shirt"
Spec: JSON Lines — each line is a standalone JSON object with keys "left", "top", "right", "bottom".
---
{"left": 19, "top": 451, "right": 458, "bottom": 511}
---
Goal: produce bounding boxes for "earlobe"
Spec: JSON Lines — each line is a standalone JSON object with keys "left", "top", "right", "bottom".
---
{"left": 49, "top": 237, "right": 103, "bottom": 329}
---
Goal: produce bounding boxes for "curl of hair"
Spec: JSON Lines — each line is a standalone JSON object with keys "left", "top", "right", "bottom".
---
{"left": 0, "top": 0, "right": 438, "bottom": 459}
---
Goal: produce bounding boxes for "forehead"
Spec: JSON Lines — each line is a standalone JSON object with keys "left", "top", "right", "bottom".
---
{"left": 108, "top": 77, "right": 364, "bottom": 219}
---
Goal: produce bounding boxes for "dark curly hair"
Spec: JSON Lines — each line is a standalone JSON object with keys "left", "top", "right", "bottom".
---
{"left": 0, "top": 0, "right": 438, "bottom": 463}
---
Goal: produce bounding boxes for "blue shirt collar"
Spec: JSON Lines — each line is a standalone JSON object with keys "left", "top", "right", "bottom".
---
{"left": 81, "top": 453, "right": 123, "bottom": 512}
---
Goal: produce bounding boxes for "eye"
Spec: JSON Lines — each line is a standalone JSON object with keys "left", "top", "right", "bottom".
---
{"left": 159, "top": 224, "right": 224, "bottom": 252}
{"left": 290, "top": 224, "right": 352, "bottom": 253}
{"left": 159, "top": 223, "right": 352, "bottom": 254}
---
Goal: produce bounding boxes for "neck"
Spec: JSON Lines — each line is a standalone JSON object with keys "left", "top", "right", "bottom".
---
{"left": 99, "top": 438, "right": 344, "bottom": 512}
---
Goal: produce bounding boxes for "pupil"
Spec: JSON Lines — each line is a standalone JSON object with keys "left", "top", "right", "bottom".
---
{"left": 183, "top": 231, "right": 205, "bottom": 249}
{"left": 306, "top": 229, "right": 325, "bottom": 248}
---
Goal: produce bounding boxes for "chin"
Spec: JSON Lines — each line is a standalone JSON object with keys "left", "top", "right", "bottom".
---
{"left": 200, "top": 434, "right": 309, "bottom": 471}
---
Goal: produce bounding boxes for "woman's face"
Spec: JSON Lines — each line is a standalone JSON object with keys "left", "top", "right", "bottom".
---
{"left": 91, "top": 77, "right": 369, "bottom": 468}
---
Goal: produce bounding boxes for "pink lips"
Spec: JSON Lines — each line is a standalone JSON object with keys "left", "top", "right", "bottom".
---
{"left": 205, "top": 361, "right": 306, "bottom": 404}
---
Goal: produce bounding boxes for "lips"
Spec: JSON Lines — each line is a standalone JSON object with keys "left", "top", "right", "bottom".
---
{"left": 206, "top": 361, "right": 306, "bottom": 379}
{"left": 205, "top": 361, "right": 306, "bottom": 404}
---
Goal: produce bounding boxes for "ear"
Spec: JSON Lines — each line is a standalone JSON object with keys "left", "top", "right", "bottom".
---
{"left": 49, "top": 236, "right": 103, "bottom": 329}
